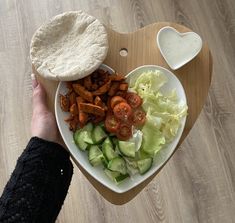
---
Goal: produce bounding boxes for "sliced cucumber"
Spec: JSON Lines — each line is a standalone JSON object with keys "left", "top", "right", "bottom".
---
{"left": 74, "top": 121, "right": 154, "bottom": 182}
{"left": 83, "top": 122, "right": 94, "bottom": 132}
{"left": 104, "top": 169, "right": 129, "bottom": 184}
{"left": 108, "top": 157, "right": 127, "bottom": 175}
{"left": 99, "top": 122, "right": 105, "bottom": 130}
{"left": 73, "top": 130, "right": 88, "bottom": 151}
{"left": 118, "top": 141, "right": 136, "bottom": 158}
{"left": 137, "top": 158, "right": 153, "bottom": 175}
{"left": 124, "top": 157, "right": 139, "bottom": 175}
{"left": 101, "top": 156, "right": 108, "bottom": 168}
{"left": 136, "top": 149, "right": 150, "bottom": 159}
{"left": 124, "top": 157, "right": 138, "bottom": 169}
{"left": 78, "top": 123, "right": 94, "bottom": 144}
{"left": 83, "top": 131, "right": 94, "bottom": 144}
{"left": 102, "top": 138, "right": 117, "bottom": 161}
{"left": 88, "top": 145, "right": 104, "bottom": 166}
{"left": 103, "top": 137, "right": 113, "bottom": 147}
{"left": 92, "top": 125, "right": 107, "bottom": 144}
{"left": 111, "top": 137, "right": 118, "bottom": 147}
{"left": 115, "top": 173, "right": 129, "bottom": 182}
{"left": 114, "top": 144, "right": 121, "bottom": 155}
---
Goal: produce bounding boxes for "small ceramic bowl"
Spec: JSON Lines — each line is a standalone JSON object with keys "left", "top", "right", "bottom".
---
{"left": 157, "top": 26, "right": 202, "bottom": 70}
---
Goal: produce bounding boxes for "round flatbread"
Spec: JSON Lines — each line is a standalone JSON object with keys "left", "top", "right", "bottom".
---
{"left": 30, "top": 11, "right": 109, "bottom": 81}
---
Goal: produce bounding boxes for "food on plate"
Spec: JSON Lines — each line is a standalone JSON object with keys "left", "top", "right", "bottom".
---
{"left": 125, "top": 92, "right": 143, "bottom": 108}
{"left": 59, "top": 68, "right": 145, "bottom": 137}
{"left": 30, "top": 11, "right": 108, "bottom": 81}
{"left": 72, "top": 84, "right": 93, "bottom": 102}
{"left": 129, "top": 70, "right": 188, "bottom": 154}
{"left": 113, "top": 102, "right": 132, "bottom": 121}
{"left": 60, "top": 95, "right": 70, "bottom": 112}
{"left": 59, "top": 68, "right": 187, "bottom": 184}
{"left": 110, "top": 96, "right": 127, "bottom": 109}
{"left": 115, "top": 123, "right": 132, "bottom": 140}
{"left": 131, "top": 108, "right": 146, "bottom": 126}
{"left": 119, "top": 83, "right": 128, "bottom": 91}
{"left": 79, "top": 103, "right": 105, "bottom": 117}
{"left": 104, "top": 115, "right": 120, "bottom": 133}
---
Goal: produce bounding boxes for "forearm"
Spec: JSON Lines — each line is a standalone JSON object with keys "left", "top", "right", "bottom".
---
{"left": 0, "top": 137, "right": 73, "bottom": 223}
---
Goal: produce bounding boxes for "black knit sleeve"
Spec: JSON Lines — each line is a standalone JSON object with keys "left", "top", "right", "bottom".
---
{"left": 0, "top": 137, "right": 73, "bottom": 223}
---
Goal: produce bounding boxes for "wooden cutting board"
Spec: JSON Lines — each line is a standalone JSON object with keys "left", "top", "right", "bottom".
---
{"left": 34, "top": 22, "right": 212, "bottom": 203}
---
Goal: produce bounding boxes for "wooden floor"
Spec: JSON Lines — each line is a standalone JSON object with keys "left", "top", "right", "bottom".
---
{"left": 1, "top": 0, "right": 235, "bottom": 222}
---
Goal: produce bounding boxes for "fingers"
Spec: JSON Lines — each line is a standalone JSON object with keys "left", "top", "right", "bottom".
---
{"left": 30, "top": 73, "right": 62, "bottom": 144}
{"left": 31, "top": 73, "right": 38, "bottom": 89}
{"left": 31, "top": 73, "right": 48, "bottom": 112}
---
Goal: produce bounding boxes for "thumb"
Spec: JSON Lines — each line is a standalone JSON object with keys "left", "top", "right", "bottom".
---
{"left": 31, "top": 74, "right": 48, "bottom": 111}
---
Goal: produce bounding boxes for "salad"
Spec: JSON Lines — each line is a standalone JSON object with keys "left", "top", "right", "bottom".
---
{"left": 59, "top": 68, "right": 187, "bottom": 184}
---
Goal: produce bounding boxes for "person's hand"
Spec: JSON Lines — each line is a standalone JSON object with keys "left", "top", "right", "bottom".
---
{"left": 31, "top": 74, "right": 60, "bottom": 144}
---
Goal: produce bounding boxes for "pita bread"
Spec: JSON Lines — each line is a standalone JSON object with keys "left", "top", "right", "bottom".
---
{"left": 30, "top": 11, "right": 109, "bottom": 81}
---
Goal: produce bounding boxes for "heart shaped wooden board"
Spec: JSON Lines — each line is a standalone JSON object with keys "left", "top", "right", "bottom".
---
{"left": 34, "top": 22, "right": 212, "bottom": 202}
{"left": 105, "top": 22, "right": 212, "bottom": 143}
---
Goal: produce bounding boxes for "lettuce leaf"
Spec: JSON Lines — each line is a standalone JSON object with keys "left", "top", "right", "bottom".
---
{"left": 141, "top": 119, "right": 166, "bottom": 155}
{"left": 129, "top": 70, "right": 188, "bottom": 156}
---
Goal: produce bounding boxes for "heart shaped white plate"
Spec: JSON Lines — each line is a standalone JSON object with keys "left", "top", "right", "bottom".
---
{"left": 157, "top": 26, "right": 202, "bottom": 70}
{"left": 55, "top": 64, "right": 187, "bottom": 193}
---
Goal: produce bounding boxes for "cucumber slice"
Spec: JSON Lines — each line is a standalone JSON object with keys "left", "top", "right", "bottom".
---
{"left": 83, "top": 122, "right": 94, "bottom": 132}
{"left": 115, "top": 173, "right": 129, "bottom": 182}
{"left": 92, "top": 125, "right": 107, "bottom": 144}
{"left": 102, "top": 138, "right": 117, "bottom": 160}
{"left": 124, "top": 157, "right": 138, "bottom": 169}
{"left": 118, "top": 141, "right": 136, "bottom": 158}
{"left": 124, "top": 157, "right": 139, "bottom": 175}
{"left": 103, "top": 137, "right": 113, "bottom": 147}
{"left": 73, "top": 130, "right": 88, "bottom": 151}
{"left": 88, "top": 145, "right": 104, "bottom": 166}
{"left": 136, "top": 149, "right": 150, "bottom": 159}
{"left": 104, "top": 169, "right": 119, "bottom": 181}
{"left": 111, "top": 137, "right": 118, "bottom": 147}
{"left": 78, "top": 123, "right": 94, "bottom": 144}
{"left": 114, "top": 144, "right": 121, "bottom": 155}
{"left": 108, "top": 157, "right": 127, "bottom": 175}
{"left": 104, "top": 169, "right": 129, "bottom": 184}
{"left": 83, "top": 131, "right": 94, "bottom": 144}
{"left": 137, "top": 158, "right": 153, "bottom": 175}
{"left": 99, "top": 122, "right": 105, "bottom": 130}
{"left": 101, "top": 156, "right": 108, "bottom": 168}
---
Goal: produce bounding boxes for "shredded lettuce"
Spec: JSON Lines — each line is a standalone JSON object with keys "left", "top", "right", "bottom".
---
{"left": 129, "top": 70, "right": 188, "bottom": 157}
{"left": 128, "top": 129, "right": 143, "bottom": 152}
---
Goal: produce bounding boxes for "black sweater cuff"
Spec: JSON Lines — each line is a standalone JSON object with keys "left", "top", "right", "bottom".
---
{"left": 0, "top": 137, "right": 73, "bottom": 223}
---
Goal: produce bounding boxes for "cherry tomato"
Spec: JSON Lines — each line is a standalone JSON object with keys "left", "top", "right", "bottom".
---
{"left": 132, "top": 108, "right": 146, "bottom": 126}
{"left": 125, "top": 92, "right": 142, "bottom": 108}
{"left": 105, "top": 115, "right": 120, "bottom": 133}
{"left": 110, "top": 96, "right": 127, "bottom": 109}
{"left": 116, "top": 124, "right": 132, "bottom": 140}
{"left": 113, "top": 102, "right": 132, "bottom": 120}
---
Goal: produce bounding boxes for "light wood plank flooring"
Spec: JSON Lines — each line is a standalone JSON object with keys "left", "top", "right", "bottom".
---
{"left": 0, "top": 0, "right": 234, "bottom": 222}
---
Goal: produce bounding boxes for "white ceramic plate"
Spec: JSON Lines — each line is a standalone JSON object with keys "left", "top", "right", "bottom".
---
{"left": 55, "top": 64, "right": 187, "bottom": 193}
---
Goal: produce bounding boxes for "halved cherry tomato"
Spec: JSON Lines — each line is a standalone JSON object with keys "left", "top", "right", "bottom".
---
{"left": 113, "top": 102, "right": 132, "bottom": 120}
{"left": 105, "top": 115, "right": 120, "bottom": 133}
{"left": 116, "top": 124, "right": 132, "bottom": 140}
{"left": 132, "top": 108, "right": 146, "bottom": 126}
{"left": 125, "top": 92, "right": 142, "bottom": 108}
{"left": 110, "top": 96, "right": 127, "bottom": 109}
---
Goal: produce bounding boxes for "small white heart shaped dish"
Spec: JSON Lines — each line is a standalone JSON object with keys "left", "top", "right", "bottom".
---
{"left": 55, "top": 64, "right": 187, "bottom": 193}
{"left": 157, "top": 26, "right": 202, "bottom": 70}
